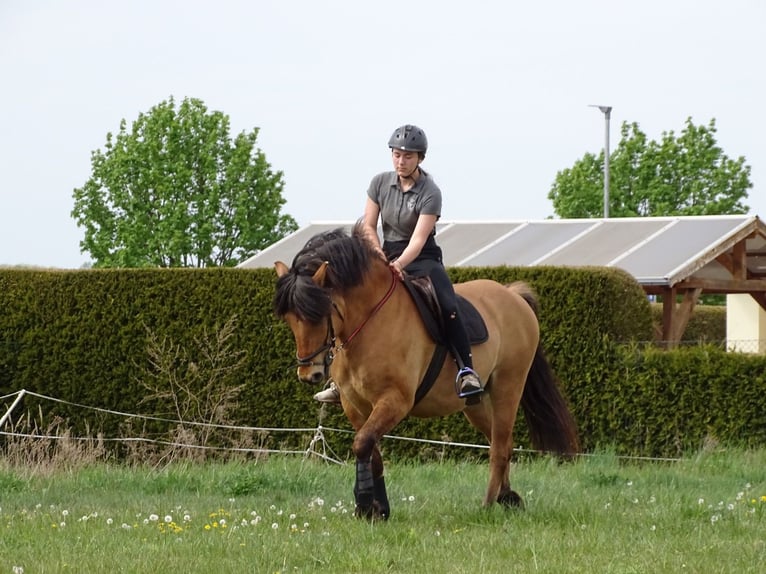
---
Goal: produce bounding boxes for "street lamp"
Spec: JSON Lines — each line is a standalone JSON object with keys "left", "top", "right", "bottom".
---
{"left": 589, "top": 105, "right": 612, "bottom": 218}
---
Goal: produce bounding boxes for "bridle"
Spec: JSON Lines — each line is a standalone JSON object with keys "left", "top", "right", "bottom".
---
{"left": 294, "top": 266, "right": 398, "bottom": 376}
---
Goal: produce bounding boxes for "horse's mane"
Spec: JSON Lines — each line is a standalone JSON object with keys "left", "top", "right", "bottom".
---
{"left": 273, "top": 221, "right": 377, "bottom": 321}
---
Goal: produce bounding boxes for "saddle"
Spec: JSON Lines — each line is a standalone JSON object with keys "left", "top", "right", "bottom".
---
{"left": 402, "top": 276, "right": 489, "bottom": 405}
{"left": 403, "top": 276, "right": 488, "bottom": 346}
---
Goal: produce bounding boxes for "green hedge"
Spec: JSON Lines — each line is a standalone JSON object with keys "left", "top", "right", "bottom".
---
{"left": 1, "top": 267, "right": 763, "bottom": 460}
{"left": 650, "top": 303, "right": 727, "bottom": 344}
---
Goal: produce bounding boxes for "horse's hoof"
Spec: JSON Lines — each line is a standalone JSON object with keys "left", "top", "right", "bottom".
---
{"left": 498, "top": 489, "right": 524, "bottom": 508}
{"left": 354, "top": 502, "right": 389, "bottom": 521}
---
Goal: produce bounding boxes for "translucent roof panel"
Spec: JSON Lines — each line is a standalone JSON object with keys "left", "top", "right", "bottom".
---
{"left": 617, "top": 217, "right": 749, "bottom": 283}
{"left": 537, "top": 219, "right": 671, "bottom": 266}
{"left": 436, "top": 222, "right": 524, "bottom": 266}
{"left": 242, "top": 222, "right": 354, "bottom": 268}
{"left": 460, "top": 221, "right": 595, "bottom": 266}
{"left": 238, "top": 216, "right": 765, "bottom": 291}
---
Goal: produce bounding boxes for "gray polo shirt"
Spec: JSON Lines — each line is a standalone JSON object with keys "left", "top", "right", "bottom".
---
{"left": 367, "top": 170, "right": 442, "bottom": 242}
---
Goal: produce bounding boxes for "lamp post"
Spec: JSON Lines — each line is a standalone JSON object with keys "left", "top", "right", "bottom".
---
{"left": 589, "top": 105, "right": 612, "bottom": 218}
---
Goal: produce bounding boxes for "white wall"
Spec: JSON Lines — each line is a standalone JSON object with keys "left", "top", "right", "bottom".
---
{"left": 726, "top": 294, "right": 766, "bottom": 354}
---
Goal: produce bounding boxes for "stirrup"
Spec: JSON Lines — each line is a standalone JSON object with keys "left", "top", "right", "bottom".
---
{"left": 456, "top": 367, "right": 483, "bottom": 398}
{"left": 313, "top": 380, "right": 341, "bottom": 404}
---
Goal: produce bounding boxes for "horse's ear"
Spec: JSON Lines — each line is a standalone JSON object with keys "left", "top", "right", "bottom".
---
{"left": 275, "top": 261, "right": 289, "bottom": 277}
{"left": 312, "top": 261, "right": 330, "bottom": 286}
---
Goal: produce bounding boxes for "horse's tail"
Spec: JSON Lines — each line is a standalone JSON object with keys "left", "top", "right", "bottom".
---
{"left": 521, "top": 347, "right": 580, "bottom": 456}
{"left": 507, "top": 281, "right": 580, "bottom": 456}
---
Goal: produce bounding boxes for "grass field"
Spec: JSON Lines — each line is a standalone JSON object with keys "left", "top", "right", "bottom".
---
{"left": 1, "top": 448, "right": 765, "bottom": 573}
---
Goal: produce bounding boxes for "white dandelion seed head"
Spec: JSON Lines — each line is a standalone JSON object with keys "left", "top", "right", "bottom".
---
{"left": 61, "top": 510, "right": 69, "bottom": 517}
{"left": 271, "top": 522, "right": 279, "bottom": 529}
{"left": 149, "top": 514, "right": 159, "bottom": 522}
{"left": 106, "top": 518, "right": 113, "bottom": 525}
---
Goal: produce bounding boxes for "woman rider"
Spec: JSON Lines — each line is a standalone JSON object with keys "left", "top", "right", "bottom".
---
{"left": 313, "top": 124, "right": 483, "bottom": 403}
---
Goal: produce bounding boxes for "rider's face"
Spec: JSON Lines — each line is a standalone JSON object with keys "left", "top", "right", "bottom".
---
{"left": 391, "top": 149, "right": 421, "bottom": 178}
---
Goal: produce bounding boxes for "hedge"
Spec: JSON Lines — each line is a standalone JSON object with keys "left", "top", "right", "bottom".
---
{"left": 1, "top": 266, "right": 763, "bottom": 459}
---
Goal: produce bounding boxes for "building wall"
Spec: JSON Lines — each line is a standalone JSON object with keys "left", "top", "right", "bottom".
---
{"left": 726, "top": 294, "right": 766, "bottom": 354}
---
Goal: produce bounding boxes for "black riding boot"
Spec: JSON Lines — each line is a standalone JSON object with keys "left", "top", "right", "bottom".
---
{"left": 446, "top": 313, "right": 483, "bottom": 400}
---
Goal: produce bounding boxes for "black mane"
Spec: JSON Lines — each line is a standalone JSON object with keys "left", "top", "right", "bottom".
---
{"left": 273, "top": 223, "right": 374, "bottom": 322}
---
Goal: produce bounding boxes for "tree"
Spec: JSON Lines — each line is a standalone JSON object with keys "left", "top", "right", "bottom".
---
{"left": 72, "top": 97, "right": 298, "bottom": 267}
{"left": 548, "top": 118, "right": 752, "bottom": 218}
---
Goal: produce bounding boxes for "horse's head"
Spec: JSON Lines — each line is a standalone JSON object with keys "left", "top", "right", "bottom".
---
{"left": 273, "top": 225, "right": 375, "bottom": 385}
{"left": 274, "top": 260, "right": 335, "bottom": 384}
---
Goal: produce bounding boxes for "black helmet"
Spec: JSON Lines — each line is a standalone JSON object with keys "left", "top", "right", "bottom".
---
{"left": 388, "top": 124, "right": 428, "bottom": 154}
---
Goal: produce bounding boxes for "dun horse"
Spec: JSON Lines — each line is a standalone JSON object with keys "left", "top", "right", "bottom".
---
{"left": 274, "top": 224, "right": 579, "bottom": 520}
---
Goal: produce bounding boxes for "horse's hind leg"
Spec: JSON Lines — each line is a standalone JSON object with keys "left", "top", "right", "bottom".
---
{"left": 464, "top": 380, "right": 524, "bottom": 508}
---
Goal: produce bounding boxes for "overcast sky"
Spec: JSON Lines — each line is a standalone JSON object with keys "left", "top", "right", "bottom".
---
{"left": 1, "top": 0, "right": 763, "bottom": 268}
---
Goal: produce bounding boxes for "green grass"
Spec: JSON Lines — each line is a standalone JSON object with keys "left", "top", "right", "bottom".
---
{"left": 1, "top": 449, "right": 765, "bottom": 573}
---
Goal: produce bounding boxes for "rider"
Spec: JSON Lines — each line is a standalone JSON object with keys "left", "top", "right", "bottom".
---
{"left": 313, "top": 124, "right": 483, "bottom": 403}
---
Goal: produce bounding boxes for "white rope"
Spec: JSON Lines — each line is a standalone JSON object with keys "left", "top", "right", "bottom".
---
{"left": 0, "top": 389, "right": 682, "bottom": 463}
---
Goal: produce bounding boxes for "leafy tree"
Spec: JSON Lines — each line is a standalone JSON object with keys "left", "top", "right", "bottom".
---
{"left": 548, "top": 118, "right": 752, "bottom": 218}
{"left": 72, "top": 97, "right": 298, "bottom": 267}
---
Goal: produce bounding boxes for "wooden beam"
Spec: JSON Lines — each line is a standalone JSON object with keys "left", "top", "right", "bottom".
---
{"left": 674, "top": 278, "right": 766, "bottom": 293}
{"left": 732, "top": 240, "right": 747, "bottom": 280}
{"left": 752, "top": 292, "right": 766, "bottom": 313}
{"left": 661, "top": 287, "right": 676, "bottom": 348}
{"left": 669, "top": 288, "right": 702, "bottom": 343}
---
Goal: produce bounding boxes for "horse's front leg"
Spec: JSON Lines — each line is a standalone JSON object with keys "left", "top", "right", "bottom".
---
{"left": 350, "top": 402, "right": 405, "bottom": 521}
{"left": 353, "top": 445, "right": 389, "bottom": 520}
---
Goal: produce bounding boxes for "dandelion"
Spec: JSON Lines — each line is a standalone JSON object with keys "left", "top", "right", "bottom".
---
{"left": 303, "top": 522, "right": 309, "bottom": 528}
{"left": 408, "top": 495, "right": 415, "bottom": 502}
{"left": 650, "top": 525, "right": 656, "bottom": 531}
{"left": 698, "top": 498, "right": 705, "bottom": 505}
{"left": 59, "top": 522, "right": 66, "bottom": 528}
{"left": 626, "top": 480, "right": 633, "bottom": 487}
{"left": 761, "top": 495, "right": 766, "bottom": 503}
{"left": 272, "top": 522, "right": 279, "bottom": 529}
{"left": 711, "top": 514, "right": 720, "bottom": 524}
{"left": 61, "top": 510, "right": 69, "bottom": 517}
{"left": 149, "top": 514, "right": 159, "bottom": 522}
{"left": 648, "top": 496, "right": 656, "bottom": 504}
{"left": 435, "top": 530, "right": 441, "bottom": 537}
{"left": 736, "top": 492, "right": 744, "bottom": 501}
{"left": 727, "top": 504, "right": 735, "bottom": 511}
{"left": 121, "top": 523, "right": 131, "bottom": 530}
{"left": 106, "top": 518, "right": 113, "bottom": 525}
{"left": 183, "top": 514, "right": 192, "bottom": 523}
{"left": 164, "top": 515, "right": 173, "bottom": 523}
{"left": 12, "top": 566, "right": 23, "bottom": 574}
{"left": 289, "top": 513, "right": 296, "bottom": 520}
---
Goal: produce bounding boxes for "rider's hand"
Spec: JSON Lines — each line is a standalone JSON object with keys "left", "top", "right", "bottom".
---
{"left": 390, "top": 260, "right": 405, "bottom": 280}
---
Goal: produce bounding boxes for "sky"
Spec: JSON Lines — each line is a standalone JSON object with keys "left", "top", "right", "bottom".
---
{"left": 1, "top": 0, "right": 764, "bottom": 268}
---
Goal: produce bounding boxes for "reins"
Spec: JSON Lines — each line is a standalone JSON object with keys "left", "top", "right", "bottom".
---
{"left": 294, "top": 264, "right": 398, "bottom": 370}
{"left": 335, "top": 265, "right": 398, "bottom": 353}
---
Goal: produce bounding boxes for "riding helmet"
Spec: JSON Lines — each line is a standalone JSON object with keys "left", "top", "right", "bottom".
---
{"left": 388, "top": 125, "right": 428, "bottom": 154}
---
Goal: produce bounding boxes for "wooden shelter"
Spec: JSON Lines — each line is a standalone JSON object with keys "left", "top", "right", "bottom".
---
{"left": 240, "top": 215, "right": 766, "bottom": 347}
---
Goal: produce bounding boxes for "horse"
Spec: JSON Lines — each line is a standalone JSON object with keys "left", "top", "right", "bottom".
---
{"left": 273, "top": 223, "right": 579, "bottom": 520}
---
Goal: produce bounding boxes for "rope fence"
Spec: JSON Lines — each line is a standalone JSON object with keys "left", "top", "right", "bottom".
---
{"left": 1, "top": 389, "right": 682, "bottom": 464}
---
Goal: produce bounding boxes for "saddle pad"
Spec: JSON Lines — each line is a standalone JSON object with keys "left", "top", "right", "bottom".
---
{"left": 403, "top": 278, "right": 489, "bottom": 345}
